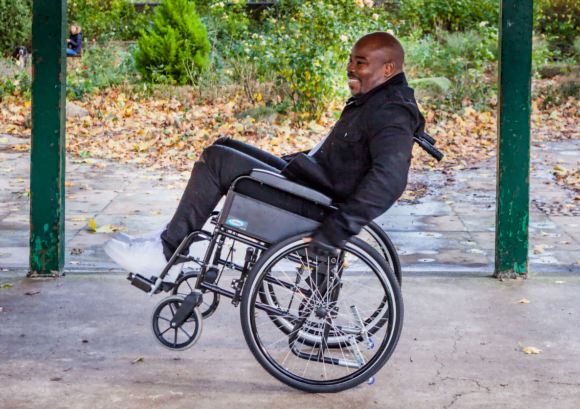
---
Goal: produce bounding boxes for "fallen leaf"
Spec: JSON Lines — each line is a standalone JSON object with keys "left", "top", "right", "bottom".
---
{"left": 0, "top": 284, "right": 13, "bottom": 290}
{"left": 82, "top": 339, "right": 89, "bottom": 343}
{"left": 89, "top": 219, "right": 96, "bottom": 231}
{"left": 539, "top": 231, "right": 549, "bottom": 236}
{"left": 533, "top": 247, "right": 545, "bottom": 254}
{"left": 69, "top": 261, "right": 81, "bottom": 265}
{"left": 70, "top": 217, "right": 86, "bottom": 221}
{"left": 70, "top": 248, "right": 84, "bottom": 255}
{"left": 95, "top": 224, "right": 115, "bottom": 233}
{"left": 68, "top": 196, "right": 75, "bottom": 199}
{"left": 523, "top": 347, "right": 542, "bottom": 354}
{"left": 25, "top": 290, "right": 40, "bottom": 296}
{"left": 0, "top": 307, "right": 3, "bottom": 312}
{"left": 445, "top": 201, "right": 454, "bottom": 205}
{"left": 149, "top": 211, "right": 161, "bottom": 214}
{"left": 555, "top": 281, "right": 565, "bottom": 284}
{"left": 132, "top": 357, "right": 144, "bottom": 364}
{"left": 518, "top": 299, "right": 530, "bottom": 304}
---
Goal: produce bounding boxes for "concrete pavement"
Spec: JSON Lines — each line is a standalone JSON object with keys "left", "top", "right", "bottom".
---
{"left": 1, "top": 272, "right": 579, "bottom": 408}
{"left": 1, "top": 134, "right": 580, "bottom": 274}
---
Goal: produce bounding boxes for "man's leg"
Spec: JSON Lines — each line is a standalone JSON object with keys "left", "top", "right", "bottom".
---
{"left": 103, "top": 143, "right": 280, "bottom": 282}
{"left": 213, "top": 137, "right": 288, "bottom": 171}
{"left": 161, "top": 144, "right": 281, "bottom": 259}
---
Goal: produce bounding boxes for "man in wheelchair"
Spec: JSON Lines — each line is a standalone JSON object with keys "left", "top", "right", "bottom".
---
{"left": 103, "top": 31, "right": 425, "bottom": 286}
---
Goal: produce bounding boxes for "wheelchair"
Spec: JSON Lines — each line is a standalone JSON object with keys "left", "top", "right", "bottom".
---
{"left": 127, "top": 133, "right": 442, "bottom": 393}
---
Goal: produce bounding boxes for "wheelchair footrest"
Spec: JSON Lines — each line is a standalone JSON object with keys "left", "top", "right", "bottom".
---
{"left": 129, "top": 273, "right": 153, "bottom": 293}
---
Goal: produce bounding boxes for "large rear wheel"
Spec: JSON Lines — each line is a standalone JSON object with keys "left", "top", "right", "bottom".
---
{"left": 241, "top": 233, "right": 403, "bottom": 393}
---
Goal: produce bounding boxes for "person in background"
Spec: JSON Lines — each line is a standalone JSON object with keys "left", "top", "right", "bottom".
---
{"left": 67, "top": 23, "right": 82, "bottom": 56}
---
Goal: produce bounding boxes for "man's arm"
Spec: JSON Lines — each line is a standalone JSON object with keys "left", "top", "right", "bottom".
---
{"left": 313, "top": 105, "right": 415, "bottom": 247}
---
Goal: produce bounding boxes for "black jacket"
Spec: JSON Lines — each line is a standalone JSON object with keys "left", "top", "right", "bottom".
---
{"left": 69, "top": 31, "right": 82, "bottom": 54}
{"left": 282, "top": 73, "right": 424, "bottom": 247}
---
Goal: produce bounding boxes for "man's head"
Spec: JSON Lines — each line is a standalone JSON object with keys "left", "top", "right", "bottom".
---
{"left": 347, "top": 32, "right": 405, "bottom": 97}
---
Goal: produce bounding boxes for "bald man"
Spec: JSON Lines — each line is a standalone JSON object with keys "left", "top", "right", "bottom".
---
{"left": 103, "top": 32, "right": 424, "bottom": 284}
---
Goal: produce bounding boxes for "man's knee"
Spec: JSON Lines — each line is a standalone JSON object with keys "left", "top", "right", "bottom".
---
{"left": 213, "top": 136, "right": 231, "bottom": 147}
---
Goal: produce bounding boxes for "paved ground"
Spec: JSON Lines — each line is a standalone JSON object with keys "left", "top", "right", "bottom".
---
{"left": 1, "top": 133, "right": 580, "bottom": 273}
{"left": 1, "top": 272, "right": 579, "bottom": 408}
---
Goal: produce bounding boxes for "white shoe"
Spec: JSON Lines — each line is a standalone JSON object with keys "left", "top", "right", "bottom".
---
{"left": 102, "top": 234, "right": 182, "bottom": 283}
{"left": 113, "top": 225, "right": 168, "bottom": 244}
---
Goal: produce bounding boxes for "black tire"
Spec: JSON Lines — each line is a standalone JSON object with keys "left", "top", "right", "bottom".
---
{"left": 173, "top": 272, "right": 220, "bottom": 319}
{"left": 151, "top": 295, "right": 203, "bottom": 351}
{"left": 240, "top": 232, "right": 403, "bottom": 393}
{"left": 361, "top": 222, "right": 402, "bottom": 286}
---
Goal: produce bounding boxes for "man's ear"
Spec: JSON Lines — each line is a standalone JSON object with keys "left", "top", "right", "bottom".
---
{"left": 383, "top": 61, "right": 395, "bottom": 78}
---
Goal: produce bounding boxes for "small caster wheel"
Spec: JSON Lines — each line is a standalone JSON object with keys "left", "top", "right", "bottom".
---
{"left": 367, "top": 338, "right": 375, "bottom": 350}
{"left": 367, "top": 376, "right": 375, "bottom": 385}
{"left": 151, "top": 295, "right": 203, "bottom": 351}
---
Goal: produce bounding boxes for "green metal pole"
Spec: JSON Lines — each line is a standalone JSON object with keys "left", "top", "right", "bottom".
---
{"left": 29, "top": 0, "right": 67, "bottom": 276}
{"left": 494, "top": 0, "right": 534, "bottom": 278}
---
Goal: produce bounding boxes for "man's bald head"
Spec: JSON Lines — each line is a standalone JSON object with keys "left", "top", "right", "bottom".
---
{"left": 346, "top": 32, "right": 405, "bottom": 96}
{"left": 355, "top": 32, "right": 405, "bottom": 73}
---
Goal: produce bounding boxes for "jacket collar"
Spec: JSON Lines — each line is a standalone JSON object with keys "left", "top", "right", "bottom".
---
{"left": 347, "top": 72, "right": 408, "bottom": 106}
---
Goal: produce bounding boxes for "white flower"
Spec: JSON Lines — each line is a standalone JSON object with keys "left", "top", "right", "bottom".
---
{"left": 387, "top": 29, "right": 394, "bottom": 35}
{"left": 219, "top": 2, "right": 224, "bottom": 6}
{"left": 245, "top": 48, "right": 250, "bottom": 53}
{"left": 479, "top": 21, "right": 488, "bottom": 27}
{"left": 252, "top": 33, "right": 258, "bottom": 38}
{"left": 340, "top": 34, "right": 348, "bottom": 42}
{"left": 363, "top": 0, "right": 374, "bottom": 7}
{"left": 372, "top": 13, "right": 379, "bottom": 20}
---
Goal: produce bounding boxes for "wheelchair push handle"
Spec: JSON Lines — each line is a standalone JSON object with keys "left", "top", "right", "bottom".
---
{"left": 414, "top": 132, "right": 444, "bottom": 162}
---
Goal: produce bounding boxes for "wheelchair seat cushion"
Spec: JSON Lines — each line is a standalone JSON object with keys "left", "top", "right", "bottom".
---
{"left": 249, "top": 169, "right": 332, "bottom": 206}
{"left": 235, "top": 179, "right": 332, "bottom": 223}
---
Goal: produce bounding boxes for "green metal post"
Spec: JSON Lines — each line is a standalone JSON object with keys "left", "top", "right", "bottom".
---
{"left": 29, "top": 0, "right": 67, "bottom": 276}
{"left": 494, "top": 0, "right": 534, "bottom": 278}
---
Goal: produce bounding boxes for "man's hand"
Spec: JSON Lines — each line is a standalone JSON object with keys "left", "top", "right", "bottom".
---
{"left": 302, "top": 233, "right": 339, "bottom": 259}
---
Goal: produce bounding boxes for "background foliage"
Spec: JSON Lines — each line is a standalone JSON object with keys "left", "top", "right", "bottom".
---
{"left": 67, "top": 0, "right": 151, "bottom": 41}
{"left": 135, "top": 0, "right": 210, "bottom": 85}
{"left": 0, "top": 0, "right": 32, "bottom": 55}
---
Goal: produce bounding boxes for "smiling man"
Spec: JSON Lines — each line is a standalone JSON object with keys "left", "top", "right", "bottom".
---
{"left": 103, "top": 32, "right": 424, "bottom": 284}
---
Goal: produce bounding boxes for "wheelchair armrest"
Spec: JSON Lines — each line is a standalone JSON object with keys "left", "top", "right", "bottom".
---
{"left": 249, "top": 169, "right": 333, "bottom": 206}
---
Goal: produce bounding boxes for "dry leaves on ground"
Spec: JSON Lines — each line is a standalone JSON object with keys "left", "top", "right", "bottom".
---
{"left": 1, "top": 85, "right": 578, "bottom": 197}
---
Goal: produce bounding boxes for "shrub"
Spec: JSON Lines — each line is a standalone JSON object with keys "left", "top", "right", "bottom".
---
{"left": 67, "top": 0, "right": 152, "bottom": 42}
{"left": 0, "top": 0, "right": 32, "bottom": 55}
{"left": 67, "top": 43, "right": 139, "bottom": 100}
{"left": 574, "top": 36, "right": 580, "bottom": 57}
{"left": 397, "top": 0, "right": 499, "bottom": 35}
{"left": 535, "top": 0, "right": 580, "bottom": 43}
{"left": 135, "top": 0, "right": 210, "bottom": 85}
{"left": 443, "top": 30, "right": 482, "bottom": 58}
{"left": 240, "top": 0, "right": 389, "bottom": 118}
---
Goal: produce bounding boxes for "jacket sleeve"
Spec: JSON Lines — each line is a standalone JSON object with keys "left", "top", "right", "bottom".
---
{"left": 69, "top": 34, "right": 81, "bottom": 49}
{"left": 315, "top": 104, "right": 415, "bottom": 247}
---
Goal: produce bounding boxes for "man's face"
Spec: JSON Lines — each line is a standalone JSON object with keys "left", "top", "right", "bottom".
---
{"left": 346, "top": 41, "right": 390, "bottom": 97}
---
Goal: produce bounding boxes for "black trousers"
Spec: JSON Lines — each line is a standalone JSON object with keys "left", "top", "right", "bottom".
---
{"left": 161, "top": 138, "right": 330, "bottom": 259}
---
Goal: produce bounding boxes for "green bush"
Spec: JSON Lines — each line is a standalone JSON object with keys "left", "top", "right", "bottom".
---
{"left": 67, "top": 43, "right": 139, "bottom": 100}
{"left": 0, "top": 0, "right": 32, "bottom": 55}
{"left": 67, "top": 0, "right": 151, "bottom": 41}
{"left": 573, "top": 36, "right": 580, "bottom": 57}
{"left": 135, "top": 0, "right": 210, "bottom": 85}
{"left": 443, "top": 30, "right": 482, "bottom": 58}
{"left": 241, "top": 0, "right": 389, "bottom": 118}
{"left": 397, "top": 0, "right": 499, "bottom": 35}
{"left": 535, "top": 0, "right": 580, "bottom": 43}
